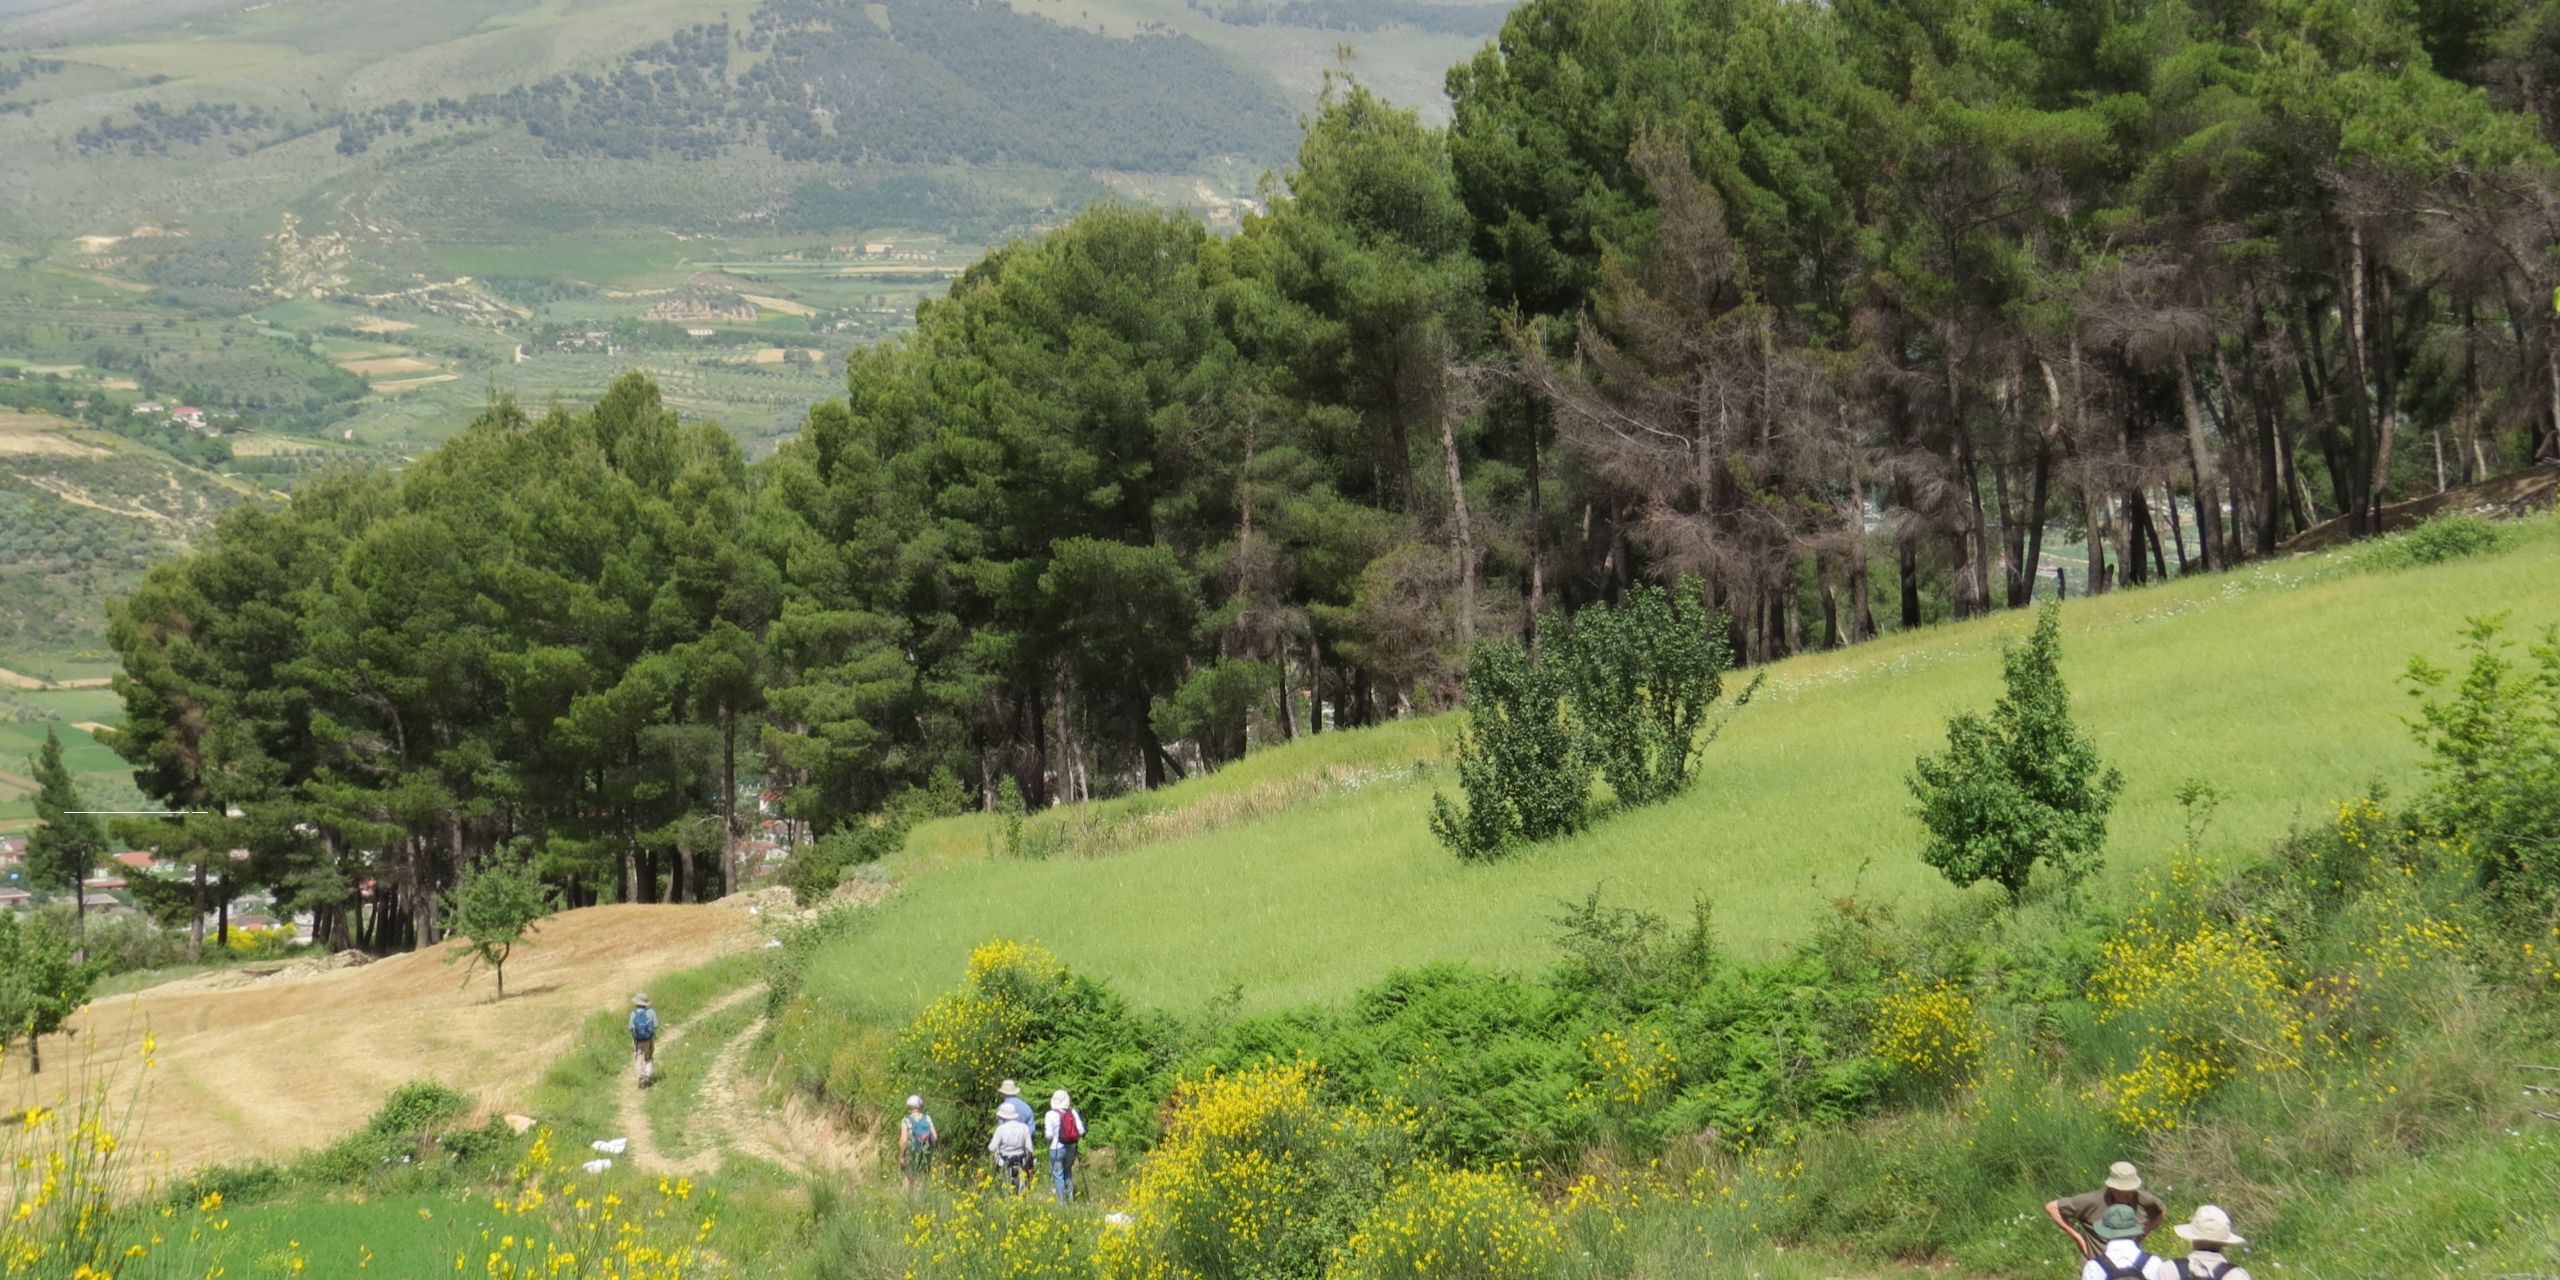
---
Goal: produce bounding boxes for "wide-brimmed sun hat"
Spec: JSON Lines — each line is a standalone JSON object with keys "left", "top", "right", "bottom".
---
{"left": 998, "top": 1079, "right": 1022, "bottom": 1096}
{"left": 2091, "top": 1203, "right": 2147, "bottom": 1241}
{"left": 2104, "top": 1161, "right": 2143, "bottom": 1193}
{"left": 2174, "top": 1206, "right": 2245, "bottom": 1248}
{"left": 1051, "top": 1089, "right": 1071, "bottom": 1109}
{"left": 906, "top": 1094, "right": 923, "bottom": 1109}
{"left": 632, "top": 993, "right": 652, "bottom": 1009}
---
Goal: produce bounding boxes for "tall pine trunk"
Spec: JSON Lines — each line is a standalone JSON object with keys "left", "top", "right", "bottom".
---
{"left": 2175, "top": 352, "right": 2223, "bottom": 572}
{"left": 1438, "top": 392, "right": 1477, "bottom": 655}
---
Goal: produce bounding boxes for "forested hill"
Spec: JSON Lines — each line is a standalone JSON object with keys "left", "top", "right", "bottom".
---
{"left": 328, "top": 0, "right": 1301, "bottom": 171}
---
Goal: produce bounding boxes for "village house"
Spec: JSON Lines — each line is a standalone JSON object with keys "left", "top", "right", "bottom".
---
{"left": 132, "top": 401, "right": 164, "bottom": 415}
{"left": 170, "top": 406, "right": 206, "bottom": 427}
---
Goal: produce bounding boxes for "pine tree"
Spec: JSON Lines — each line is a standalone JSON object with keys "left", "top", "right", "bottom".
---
{"left": 25, "top": 726, "right": 107, "bottom": 960}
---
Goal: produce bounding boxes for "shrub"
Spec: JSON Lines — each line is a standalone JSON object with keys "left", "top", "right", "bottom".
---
{"left": 220, "top": 923, "right": 299, "bottom": 960}
{"left": 1333, "top": 1164, "right": 1562, "bottom": 1280}
{"left": 1429, "top": 632, "right": 1586, "bottom": 860}
{"left": 2373, "top": 511, "right": 2506, "bottom": 567}
{"left": 1872, "top": 975, "right": 1986, "bottom": 1092}
{"left": 1097, "top": 1063, "right": 1405, "bottom": 1280}
{"left": 2086, "top": 859, "right": 2304, "bottom": 1134}
{"left": 892, "top": 940, "right": 1179, "bottom": 1155}
{"left": 1152, "top": 658, "right": 1276, "bottom": 769}
{"left": 2404, "top": 615, "right": 2560, "bottom": 910}
{"left": 300, "top": 1080, "right": 495, "bottom": 1185}
{"left": 1547, "top": 889, "right": 1719, "bottom": 1017}
{"left": 1909, "top": 601, "right": 2124, "bottom": 902}
{"left": 1562, "top": 580, "right": 1731, "bottom": 809}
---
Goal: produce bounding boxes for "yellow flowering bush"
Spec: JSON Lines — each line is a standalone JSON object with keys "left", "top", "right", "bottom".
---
{"left": 1097, "top": 1063, "right": 1398, "bottom": 1280}
{"left": 1872, "top": 976, "right": 1986, "bottom": 1089}
{"left": 904, "top": 1178, "right": 1097, "bottom": 1280}
{"left": 1567, "top": 1027, "right": 1680, "bottom": 1112}
{"left": 221, "top": 926, "right": 299, "bottom": 960}
{"left": 891, "top": 939, "right": 1173, "bottom": 1160}
{"left": 1332, "top": 1164, "right": 1560, "bottom": 1280}
{"left": 2089, "top": 860, "right": 2305, "bottom": 1133}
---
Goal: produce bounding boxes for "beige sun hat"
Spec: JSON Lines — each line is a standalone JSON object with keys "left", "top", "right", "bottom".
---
{"left": 999, "top": 1079, "right": 1022, "bottom": 1096}
{"left": 1051, "top": 1089, "right": 1071, "bottom": 1109}
{"left": 2174, "top": 1205, "right": 2245, "bottom": 1248}
{"left": 632, "top": 993, "right": 652, "bottom": 1009}
{"left": 2104, "top": 1161, "right": 2143, "bottom": 1193}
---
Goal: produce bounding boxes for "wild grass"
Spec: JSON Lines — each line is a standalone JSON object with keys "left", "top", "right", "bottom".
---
{"left": 811, "top": 515, "right": 2560, "bottom": 1023}
{"left": 641, "top": 992, "right": 765, "bottom": 1163}
{"left": 523, "top": 950, "right": 762, "bottom": 1147}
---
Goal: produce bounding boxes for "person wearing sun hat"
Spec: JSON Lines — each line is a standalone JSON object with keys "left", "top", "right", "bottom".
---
{"left": 2049, "top": 1162, "right": 2168, "bottom": 1260}
{"left": 898, "top": 1094, "right": 938, "bottom": 1192}
{"left": 1043, "top": 1088, "right": 1084, "bottom": 1204}
{"left": 987, "top": 1102, "right": 1035, "bottom": 1195}
{"left": 627, "top": 993, "right": 659, "bottom": 1087}
{"left": 2173, "top": 1206, "right": 2252, "bottom": 1280}
{"left": 997, "top": 1078, "right": 1037, "bottom": 1130}
{"left": 2076, "top": 1202, "right": 2177, "bottom": 1280}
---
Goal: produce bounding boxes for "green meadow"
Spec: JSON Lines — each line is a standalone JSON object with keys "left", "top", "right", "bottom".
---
{"left": 810, "top": 516, "right": 2560, "bottom": 1020}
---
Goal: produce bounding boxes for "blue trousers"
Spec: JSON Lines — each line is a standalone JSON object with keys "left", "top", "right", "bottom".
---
{"left": 1049, "top": 1144, "right": 1077, "bottom": 1203}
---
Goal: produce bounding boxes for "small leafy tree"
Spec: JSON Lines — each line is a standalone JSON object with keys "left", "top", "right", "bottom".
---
{"left": 1430, "top": 629, "right": 1587, "bottom": 860}
{"left": 440, "top": 843, "right": 557, "bottom": 999}
{"left": 1908, "top": 602, "right": 2123, "bottom": 902}
{"left": 1565, "top": 580, "right": 1732, "bottom": 807}
{"left": 24, "top": 726, "right": 107, "bottom": 959}
{"left": 0, "top": 910, "right": 96, "bottom": 1074}
{"left": 2405, "top": 615, "right": 2560, "bottom": 908}
{"left": 1152, "top": 658, "right": 1277, "bottom": 769}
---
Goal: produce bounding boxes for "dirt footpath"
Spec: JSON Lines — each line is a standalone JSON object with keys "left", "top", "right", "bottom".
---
{"left": 0, "top": 904, "right": 756, "bottom": 1174}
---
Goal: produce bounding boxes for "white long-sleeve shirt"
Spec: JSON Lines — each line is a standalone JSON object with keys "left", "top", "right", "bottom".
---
{"left": 988, "top": 1118, "right": 1033, "bottom": 1162}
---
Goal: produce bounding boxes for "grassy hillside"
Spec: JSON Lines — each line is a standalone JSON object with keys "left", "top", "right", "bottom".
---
{"left": 0, "top": 407, "right": 254, "bottom": 826}
{"left": 809, "top": 515, "right": 2560, "bottom": 1019}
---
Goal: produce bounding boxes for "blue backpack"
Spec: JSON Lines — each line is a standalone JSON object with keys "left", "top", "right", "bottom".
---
{"left": 632, "top": 1008, "right": 659, "bottom": 1041}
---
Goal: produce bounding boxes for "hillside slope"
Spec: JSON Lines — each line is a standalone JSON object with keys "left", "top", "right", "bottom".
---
{"left": 811, "top": 516, "right": 2560, "bottom": 1019}
{"left": 0, "top": 904, "right": 758, "bottom": 1172}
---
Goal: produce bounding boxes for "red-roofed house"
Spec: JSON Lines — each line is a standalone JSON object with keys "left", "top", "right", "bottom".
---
{"left": 171, "top": 406, "right": 206, "bottom": 426}
{"left": 113, "top": 851, "right": 154, "bottom": 871}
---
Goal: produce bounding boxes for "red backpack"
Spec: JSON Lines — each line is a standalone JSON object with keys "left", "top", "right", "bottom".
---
{"left": 1058, "top": 1108, "right": 1084, "bottom": 1144}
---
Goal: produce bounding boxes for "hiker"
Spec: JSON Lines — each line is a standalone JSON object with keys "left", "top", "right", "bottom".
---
{"left": 997, "top": 1078, "right": 1037, "bottom": 1130}
{"left": 899, "top": 1094, "right": 938, "bottom": 1191}
{"left": 2173, "top": 1206, "right": 2252, "bottom": 1280}
{"left": 629, "top": 993, "right": 659, "bottom": 1088}
{"left": 2047, "top": 1162, "right": 2167, "bottom": 1259}
{"left": 2077, "top": 1203, "right": 2177, "bottom": 1280}
{"left": 1044, "top": 1088, "right": 1083, "bottom": 1204}
{"left": 988, "top": 1105, "right": 1035, "bottom": 1194}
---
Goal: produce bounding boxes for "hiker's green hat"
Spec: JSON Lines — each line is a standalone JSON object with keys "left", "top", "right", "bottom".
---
{"left": 2091, "top": 1203, "right": 2147, "bottom": 1241}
